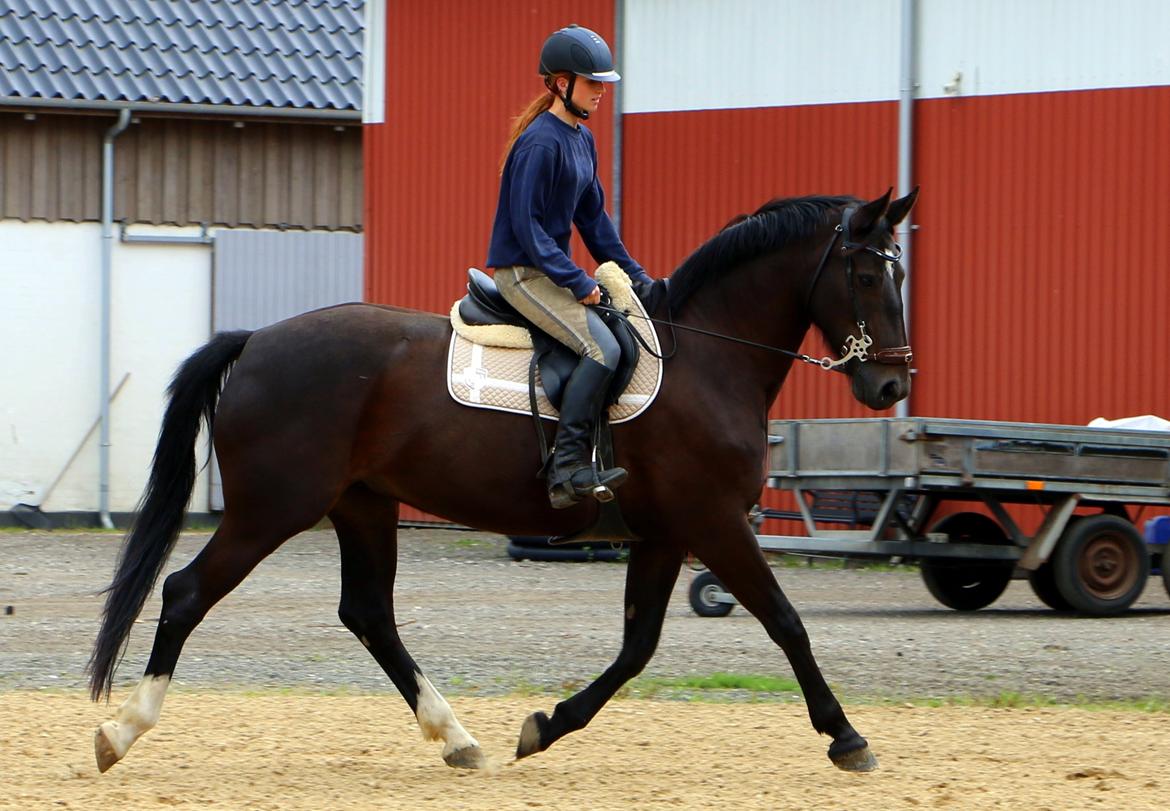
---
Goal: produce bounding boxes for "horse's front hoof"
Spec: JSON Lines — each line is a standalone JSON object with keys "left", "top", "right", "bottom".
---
{"left": 94, "top": 725, "right": 121, "bottom": 773}
{"left": 515, "top": 711, "right": 550, "bottom": 760}
{"left": 830, "top": 743, "right": 878, "bottom": 772}
{"left": 443, "top": 744, "right": 487, "bottom": 770}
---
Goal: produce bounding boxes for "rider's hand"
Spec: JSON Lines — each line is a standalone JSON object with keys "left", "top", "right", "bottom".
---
{"left": 579, "top": 286, "right": 602, "bottom": 306}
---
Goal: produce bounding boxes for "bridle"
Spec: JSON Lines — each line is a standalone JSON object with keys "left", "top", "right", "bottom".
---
{"left": 802, "top": 206, "right": 914, "bottom": 370}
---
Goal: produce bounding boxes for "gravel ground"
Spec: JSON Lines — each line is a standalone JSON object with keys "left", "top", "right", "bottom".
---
{"left": 2, "top": 527, "right": 1169, "bottom": 702}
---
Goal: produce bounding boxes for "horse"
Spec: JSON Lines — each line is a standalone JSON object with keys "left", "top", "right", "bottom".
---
{"left": 88, "top": 187, "right": 918, "bottom": 774}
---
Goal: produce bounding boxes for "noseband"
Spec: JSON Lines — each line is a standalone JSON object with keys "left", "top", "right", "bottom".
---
{"left": 803, "top": 207, "right": 914, "bottom": 370}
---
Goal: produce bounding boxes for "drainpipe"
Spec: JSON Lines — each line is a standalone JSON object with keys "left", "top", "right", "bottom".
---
{"left": 611, "top": 0, "right": 625, "bottom": 231}
{"left": 99, "top": 108, "right": 131, "bottom": 529}
{"left": 895, "top": 0, "right": 916, "bottom": 418}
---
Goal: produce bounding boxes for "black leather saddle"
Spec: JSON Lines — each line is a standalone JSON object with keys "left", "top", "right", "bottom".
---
{"left": 456, "top": 269, "right": 639, "bottom": 411}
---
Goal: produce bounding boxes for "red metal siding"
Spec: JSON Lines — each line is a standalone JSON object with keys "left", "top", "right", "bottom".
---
{"left": 364, "top": 0, "right": 617, "bottom": 314}
{"left": 912, "top": 86, "right": 1170, "bottom": 424}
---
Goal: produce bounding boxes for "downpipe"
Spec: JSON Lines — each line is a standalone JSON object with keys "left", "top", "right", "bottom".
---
{"left": 99, "top": 108, "right": 132, "bottom": 529}
{"left": 895, "top": 0, "right": 917, "bottom": 418}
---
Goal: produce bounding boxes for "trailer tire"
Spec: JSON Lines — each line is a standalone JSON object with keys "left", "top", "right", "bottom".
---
{"left": 920, "top": 513, "right": 1013, "bottom": 611}
{"left": 1162, "top": 551, "right": 1170, "bottom": 600}
{"left": 1028, "top": 561, "right": 1073, "bottom": 611}
{"left": 689, "top": 571, "right": 734, "bottom": 617}
{"left": 1052, "top": 515, "right": 1148, "bottom": 616}
{"left": 1028, "top": 516, "right": 1079, "bottom": 611}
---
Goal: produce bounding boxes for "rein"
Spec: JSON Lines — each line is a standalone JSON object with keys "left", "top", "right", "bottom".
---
{"left": 598, "top": 207, "right": 913, "bottom": 372}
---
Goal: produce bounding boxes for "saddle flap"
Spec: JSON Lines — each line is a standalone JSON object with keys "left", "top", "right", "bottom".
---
{"left": 465, "top": 269, "right": 524, "bottom": 324}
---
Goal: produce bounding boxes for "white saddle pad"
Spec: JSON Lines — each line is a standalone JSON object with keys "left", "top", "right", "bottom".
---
{"left": 446, "top": 262, "right": 663, "bottom": 424}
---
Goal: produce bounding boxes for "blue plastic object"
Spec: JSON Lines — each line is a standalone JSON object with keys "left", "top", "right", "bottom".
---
{"left": 1145, "top": 515, "right": 1170, "bottom": 545}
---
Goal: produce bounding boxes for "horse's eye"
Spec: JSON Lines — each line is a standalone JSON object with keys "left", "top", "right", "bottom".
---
{"left": 858, "top": 273, "right": 878, "bottom": 288}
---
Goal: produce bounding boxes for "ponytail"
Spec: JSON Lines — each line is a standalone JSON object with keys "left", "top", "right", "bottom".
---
{"left": 499, "top": 75, "right": 567, "bottom": 173}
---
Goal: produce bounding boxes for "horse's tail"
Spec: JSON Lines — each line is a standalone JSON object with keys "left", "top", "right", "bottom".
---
{"left": 88, "top": 330, "right": 252, "bottom": 701}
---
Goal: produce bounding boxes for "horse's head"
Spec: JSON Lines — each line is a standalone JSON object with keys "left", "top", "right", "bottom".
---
{"left": 807, "top": 188, "right": 919, "bottom": 411}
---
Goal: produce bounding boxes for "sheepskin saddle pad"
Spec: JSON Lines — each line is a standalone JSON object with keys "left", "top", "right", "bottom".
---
{"left": 447, "top": 262, "right": 662, "bottom": 424}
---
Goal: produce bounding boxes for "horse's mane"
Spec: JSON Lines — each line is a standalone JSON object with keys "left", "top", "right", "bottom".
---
{"left": 667, "top": 195, "right": 860, "bottom": 310}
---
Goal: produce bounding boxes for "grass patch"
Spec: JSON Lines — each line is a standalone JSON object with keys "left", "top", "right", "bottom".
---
{"left": 878, "top": 692, "right": 1170, "bottom": 713}
{"left": 450, "top": 537, "right": 495, "bottom": 549}
{"left": 617, "top": 672, "right": 803, "bottom": 701}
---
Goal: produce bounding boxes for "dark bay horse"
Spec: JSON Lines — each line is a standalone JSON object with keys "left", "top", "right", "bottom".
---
{"left": 89, "top": 188, "right": 918, "bottom": 774}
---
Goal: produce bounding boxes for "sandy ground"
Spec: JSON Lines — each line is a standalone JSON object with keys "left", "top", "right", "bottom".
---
{"left": 1, "top": 692, "right": 1165, "bottom": 810}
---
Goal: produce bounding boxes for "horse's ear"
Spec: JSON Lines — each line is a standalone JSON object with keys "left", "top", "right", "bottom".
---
{"left": 849, "top": 188, "right": 893, "bottom": 238}
{"left": 885, "top": 186, "right": 920, "bottom": 227}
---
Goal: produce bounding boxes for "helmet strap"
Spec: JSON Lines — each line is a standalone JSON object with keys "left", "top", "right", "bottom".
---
{"left": 546, "top": 74, "right": 589, "bottom": 120}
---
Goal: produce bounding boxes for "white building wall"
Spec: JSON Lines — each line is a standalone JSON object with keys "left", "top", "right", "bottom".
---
{"left": 1, "top": 221, "right": 213, "bottom": 514}
{"left": 622, "top": 0, "right": 901, "bottom": 113}
{"left": 917, "top": 0, "right": 1170, "bottom": 99}
{"left": 622, "top": 0, "right": 1170, "bottom": 113}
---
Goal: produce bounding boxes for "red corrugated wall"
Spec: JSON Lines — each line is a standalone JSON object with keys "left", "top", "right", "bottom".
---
{"left": 364, "top": 0, "right": 617, "bottom": 314}
{"left": 364, "top": 1, "right": 616, "bottom": 521}
{"left": 911, "top": 86, "right": 1170, "bottom": 423}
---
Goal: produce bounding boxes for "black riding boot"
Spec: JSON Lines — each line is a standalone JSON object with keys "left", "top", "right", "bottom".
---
{"left": 547, "top": 357, "right": 628, "bottom": 509}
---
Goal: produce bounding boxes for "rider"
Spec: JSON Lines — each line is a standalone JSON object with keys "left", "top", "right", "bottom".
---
{"left": 488, "top": 24, "right": 652, "bottom": 510}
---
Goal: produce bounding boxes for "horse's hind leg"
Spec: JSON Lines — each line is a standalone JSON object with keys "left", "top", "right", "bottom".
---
{"left": 330, "top": 484, "right": 486, "bottom": 769}
{"left": 516, "top": 539, "right": 684, "bottom": 759}
{"left": 94, "top": 509, "right": 316, "bottom": 772}
{"left": 691, "top": 514, "right": 876, "bottom": 772}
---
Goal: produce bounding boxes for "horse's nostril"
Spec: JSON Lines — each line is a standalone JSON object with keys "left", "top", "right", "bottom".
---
{"left": 880, "top": 380, "right": 902, "bottom": 403}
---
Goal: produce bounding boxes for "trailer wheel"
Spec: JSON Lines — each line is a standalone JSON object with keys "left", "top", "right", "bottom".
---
{"left": 1028, "top": 516, "right": 1078, "bottom": 611}
{"left": 1053, "top": 515, "right": 1148, "bottom": 616}
{"left": 1162, "top": 551, "right": 1170, "bottom": 601}
{"left": 689, "top": 571, "right": 734, "bottom": 617}
{"left": 920, "top": 513, "right": 1013, "bottom": 611}
{"left": 1028, "top": 561, "right": 1073, "bottom": 611}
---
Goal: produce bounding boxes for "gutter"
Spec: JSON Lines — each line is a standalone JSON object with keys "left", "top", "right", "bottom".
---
{"left": 0, "top": 96, "right": 361, "bottom": 122}
{"left": 99, "top": 107, "right": 131, "bottom": 529}
{"left": 895, "top": 0, "right": 917, "bottom": 419}
{"left": 611, "top": 0, "right": 625, "bottom": 231}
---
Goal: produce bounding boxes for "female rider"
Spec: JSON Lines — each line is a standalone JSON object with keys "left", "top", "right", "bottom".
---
{"left": 488, "top": 24, "right": 653, "bottom": 509}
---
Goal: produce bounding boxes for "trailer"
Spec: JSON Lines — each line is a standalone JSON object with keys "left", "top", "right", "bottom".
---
{"left": 689, "top": 418, "right": 1170, "bottom": 618}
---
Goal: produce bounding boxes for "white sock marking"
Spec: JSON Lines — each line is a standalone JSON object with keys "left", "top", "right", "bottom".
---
{"left": 98, "top": 674, "right": 171, "bottom": 760}
{"left": 414, "top": 673, "right": 479, "bottom": 757}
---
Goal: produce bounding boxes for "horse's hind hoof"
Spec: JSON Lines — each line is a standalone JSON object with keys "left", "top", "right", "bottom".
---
{"left": 94, "top": 726, "right": 121, "bottom": 773}
{"left": 443, "top": 744, "right": 487, "bottom": 770}
{"left": 515, "top": 711, "right": 550, "bottom": 760}
{"left": 830, "top": 744, "right": 878, "bottom": 772}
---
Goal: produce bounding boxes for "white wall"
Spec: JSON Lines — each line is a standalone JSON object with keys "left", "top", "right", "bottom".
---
{"left": 0, "top": 221, "right": 213, "bottom": 513}
{"left": 622, "top": 0, "right": 1170, "bottom": 113}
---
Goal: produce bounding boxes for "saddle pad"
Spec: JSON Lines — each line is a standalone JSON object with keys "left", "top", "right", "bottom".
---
{"left": 446, "top": 264, "right": 663, "bottom": 424}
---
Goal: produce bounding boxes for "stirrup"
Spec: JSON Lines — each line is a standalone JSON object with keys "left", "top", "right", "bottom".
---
{"left": 548, "top": 466, "right": 627, "bottom": 510}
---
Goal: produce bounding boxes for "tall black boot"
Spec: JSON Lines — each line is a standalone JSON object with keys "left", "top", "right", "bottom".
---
{"left": 547, "top": 357, "right": 628, "bottom": 509}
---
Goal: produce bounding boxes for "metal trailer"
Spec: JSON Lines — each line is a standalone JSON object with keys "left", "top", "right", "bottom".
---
{"left": 689, "top": 418, "right": 1170, "bottom": 618}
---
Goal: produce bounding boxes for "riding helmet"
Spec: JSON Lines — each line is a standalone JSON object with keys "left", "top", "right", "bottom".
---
{"left": 538, "top": 25, "right": 621, "bottom": 82}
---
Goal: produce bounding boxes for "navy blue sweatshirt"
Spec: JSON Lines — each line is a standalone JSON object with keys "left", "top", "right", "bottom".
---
{"left": 487, "top": 111, "right": 649, "bottom": 301}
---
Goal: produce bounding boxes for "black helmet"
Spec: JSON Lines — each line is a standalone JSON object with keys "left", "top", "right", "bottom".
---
{"left": 538, "top": 25, "right": 620, "bottom": 82}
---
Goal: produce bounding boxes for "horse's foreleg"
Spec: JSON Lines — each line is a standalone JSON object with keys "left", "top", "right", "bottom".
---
{"left": 330, "top": 486, "right": 486, "bottom": 770}
{"left": 94, "top": 512, "right": 302, "bottom": 772}
{"left": 515, "top": 539, "right": 683, "bottom": 760}
{"left": 693, "top": 516, "right": 876, "bottom": 772}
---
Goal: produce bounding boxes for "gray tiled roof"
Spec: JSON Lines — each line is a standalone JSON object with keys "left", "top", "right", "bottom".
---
{"left": 0, "top": 0, "right": 362, "bottom": 112}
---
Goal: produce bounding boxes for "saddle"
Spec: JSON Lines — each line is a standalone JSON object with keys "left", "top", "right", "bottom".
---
{"left": 454, "top": 266, "right": 640, "bottom": 412}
